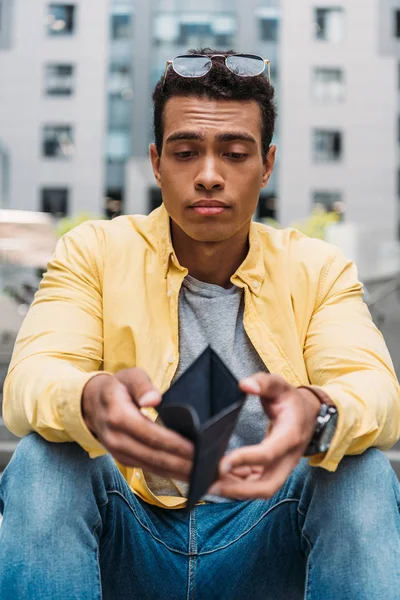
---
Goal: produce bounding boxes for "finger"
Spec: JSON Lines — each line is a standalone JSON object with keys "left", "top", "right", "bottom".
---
{"left": 230, "top": 466, "right": 253, "bottom": 478}
{"left": 215, "top": 455, "right": 299, "bottom": 500}
{"left": 220, "top": 425, "right": 298, "bottom": 472}
{"left": 115, "top": 368, "right": 162, "bottom": 407}
{"left": 101, "top": 382, "right": 194, "bottom": 459}
{"left": 101, "top": 430, "right": 193, "bottom": 480}
{"left": 239, "top": 373, "right": 291, "bottom": 401}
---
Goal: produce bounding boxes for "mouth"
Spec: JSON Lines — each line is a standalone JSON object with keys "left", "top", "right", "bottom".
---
{"left": 189, "top": 199, "right": 230, "bottom": 217}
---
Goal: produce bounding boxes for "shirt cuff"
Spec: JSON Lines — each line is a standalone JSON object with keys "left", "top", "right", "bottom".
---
{"left": 56, "top": 370, "right": 113, "bottom": 457}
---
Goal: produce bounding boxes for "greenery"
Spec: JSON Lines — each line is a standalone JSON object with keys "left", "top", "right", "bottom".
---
{"left": 262, "top": 205, "right": 341, "bottom": 240}
{"left": 56, "top": 212, "right": 104, "bottom": 239}
{"left": 289, "top": 205, "right": 340, "bottom": 240}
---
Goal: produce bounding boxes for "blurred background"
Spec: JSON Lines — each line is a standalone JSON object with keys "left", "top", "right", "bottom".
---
{"left": 2, "top": 0, "right": 400, "bottom": 472}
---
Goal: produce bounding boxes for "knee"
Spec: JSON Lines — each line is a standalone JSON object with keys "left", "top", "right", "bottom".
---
{"left": 301, "top": 449, "right": 400, "bottom": 535}
{"left": 2, "top": 433, "right": 114, "bottom": 509}
{"left": 310, "top": 448, "right": 397, "bottom": 496}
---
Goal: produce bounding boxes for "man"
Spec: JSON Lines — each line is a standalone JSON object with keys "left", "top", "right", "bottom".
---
{"left": 1, "top": 49, "right": 400, "bottom": 599}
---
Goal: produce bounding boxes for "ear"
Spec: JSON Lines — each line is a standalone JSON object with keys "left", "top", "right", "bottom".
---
{"left": 261, "top": 145, "right": 277, "bottom": 189}
{"left": 149, "top": 143, "right": 162, "bottom": 188}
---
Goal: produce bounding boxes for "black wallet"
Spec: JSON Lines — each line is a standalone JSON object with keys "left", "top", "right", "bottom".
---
{"left": 158, "top": 346, "right": 246, "bottom": 509}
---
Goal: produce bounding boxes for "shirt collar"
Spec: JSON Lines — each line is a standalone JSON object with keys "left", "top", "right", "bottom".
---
{"left": 154, "top": 203, "right": 265, "bottom": 294}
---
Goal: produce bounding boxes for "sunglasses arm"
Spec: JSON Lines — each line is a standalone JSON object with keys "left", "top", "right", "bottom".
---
{"left": 264, "top": 59, "right": 271, "bottom": 83}
{"left": 163, "top": 61, "right": 173, "bottom": 88}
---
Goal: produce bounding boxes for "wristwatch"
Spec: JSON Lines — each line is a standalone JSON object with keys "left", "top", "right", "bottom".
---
{"left": 297, "top": 386, "right": 338, "bottom": 456}
{"left": 304, "top": 403, "right": 338, "bottom": 456}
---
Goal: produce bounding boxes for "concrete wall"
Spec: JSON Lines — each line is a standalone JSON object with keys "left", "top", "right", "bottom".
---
{"left": 279, "top": 0, "right": 398, "bottom": 246}
{"left": 0, "top": 0, "right": 109, "bottom": 215}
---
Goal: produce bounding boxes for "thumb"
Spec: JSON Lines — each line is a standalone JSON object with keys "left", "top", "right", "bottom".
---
{"left": 240, "top": 373, "right": 290, "bottom": 400}
{"left": 114, "top": 368, "right": 162, "bottom": 407}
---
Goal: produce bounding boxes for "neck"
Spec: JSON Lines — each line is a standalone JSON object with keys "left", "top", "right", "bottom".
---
{"left": 170, "top": 221, "right": 250, "bottom": 288}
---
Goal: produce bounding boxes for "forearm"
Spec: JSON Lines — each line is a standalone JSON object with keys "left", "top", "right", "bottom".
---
{"left": 309, "top": 369, "right": 400, "bottom": 470}
{"left": 3, "top": 356, "right": 107, "bottom": 455}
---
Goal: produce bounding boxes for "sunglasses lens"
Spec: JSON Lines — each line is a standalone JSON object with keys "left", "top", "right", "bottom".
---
{"left": 226, "top": 54, "right": 265, "bottom": 77}
{"left": 173, "top": 56, "right": 211, "bottom": 78}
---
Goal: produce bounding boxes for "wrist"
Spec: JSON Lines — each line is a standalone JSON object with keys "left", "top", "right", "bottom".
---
{"left": 297, "top": 386, "right": 339, "bottom": 456}
{"left": 81, "top": 374, "right": 112, "bottom": 433}
{"left": 297, "top": 387, "right": 321, "bottom": 421}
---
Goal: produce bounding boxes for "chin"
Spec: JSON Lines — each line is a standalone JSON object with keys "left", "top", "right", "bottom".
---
{"left": 182, "top": 222, "right": 236, "bottom": 243}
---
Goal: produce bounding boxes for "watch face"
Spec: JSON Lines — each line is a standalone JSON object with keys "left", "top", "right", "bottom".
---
{"left": 318, "top": 412, "right": 338, "bottom": 452}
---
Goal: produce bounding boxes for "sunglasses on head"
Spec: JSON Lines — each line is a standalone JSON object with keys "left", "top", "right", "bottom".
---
{"left": 162, "top": 53, "right": 271, "bottom": 88}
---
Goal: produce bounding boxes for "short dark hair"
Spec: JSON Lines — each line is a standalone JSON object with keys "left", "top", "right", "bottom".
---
{"left": 152, "top": 48, "right": 276, "bottom": 160}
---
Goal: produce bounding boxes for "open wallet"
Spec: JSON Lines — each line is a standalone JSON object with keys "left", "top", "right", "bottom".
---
{"left": 158, "top": 346, "right": 246, "bottom": 509}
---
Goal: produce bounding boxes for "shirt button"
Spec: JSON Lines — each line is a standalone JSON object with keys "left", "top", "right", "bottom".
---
{"left": 167, "top": 289, "right": 173, "bottom": 298}
{"left": 253, "top": 281, "right": 260, "bottom": 288}
{"left": 168, "top": 355, "right": 174, "bottom": 364}
{"left": 135, "top": 472, "right": 141, "bottom": 479}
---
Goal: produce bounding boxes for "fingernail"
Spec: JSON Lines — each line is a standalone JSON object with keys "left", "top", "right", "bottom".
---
{"left": 241, "top": 378, "right": 261, "bottom": 395}
{"left": 139, "top": 391, "right": 161, "bottom": 406}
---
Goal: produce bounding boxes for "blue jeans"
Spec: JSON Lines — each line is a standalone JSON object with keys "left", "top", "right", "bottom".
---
{"left": 0, "top": 434, "right": 400, "bottom": 599}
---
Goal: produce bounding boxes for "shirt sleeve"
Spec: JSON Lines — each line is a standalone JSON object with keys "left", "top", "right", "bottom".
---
{"left": 3, "top": 222, "right": 110, "bottom": 457}
{"left": 304, "top": 248, "right": 400, "bottom": 471}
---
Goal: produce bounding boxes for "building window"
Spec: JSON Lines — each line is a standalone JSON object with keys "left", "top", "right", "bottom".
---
{"left": 153, "top": 13, "right": 236, "bottom": 48}
{"left": 41, "top": 187, "right": 69, "bottom": 217}
{"left": 314, "top": 7, "right": 344, "bottom": 42}
{"left": 47, "top": 4, "right": 76, "bottom": 36}
{"left": 313, "top": 190, "right": 343, "bottom": 212}
{"left": 105, "top": 189, "right": 123, "bottom": 219}
{"left": 44, "top": 64, "right": 75, "bottom": 96}
{"left": 42, "top": 125, "right": 74, "bottom": 159}
{"left": 312, "top": 67, "right": 344, "bottom": 102}
{"left": 108, "top": 64, "right": 132, "bottom": 97}
{"left": 313, "top": 130, "right": 343, "bottom": 163}
{"left": 107, "top": 130, "right": 130, "bottom": 160}
{"left": 108, "top": 96, "right": 132, "bottom": 130}
{"left": 259, "top": 17, "right": 279, "bottom": 42}
{"left": 395, "top": 10, "right": 400, "bottom": 38}
{"left": 111, "top": 7, "right": 133, "bottom": 40}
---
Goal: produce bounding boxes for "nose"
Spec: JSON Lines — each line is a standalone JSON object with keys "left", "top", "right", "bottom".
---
{"left": 194, "top": 157, "right": 225, "bottom": 191}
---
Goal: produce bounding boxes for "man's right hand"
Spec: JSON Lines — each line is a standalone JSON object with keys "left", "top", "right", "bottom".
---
{"left": 81, "top": 369, "right": 194, "bottom": 481}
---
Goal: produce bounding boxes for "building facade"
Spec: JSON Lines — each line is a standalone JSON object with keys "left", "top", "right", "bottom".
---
{"left": 279, "top": 0, "right": 399, "bottom": 278}
{"left": 0, "top": 0, "right": 109, "bottom": 216}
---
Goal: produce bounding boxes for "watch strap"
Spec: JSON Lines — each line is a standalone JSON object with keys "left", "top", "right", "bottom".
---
{"left": 297, "top": 385, "right": 335, "bottom": 407}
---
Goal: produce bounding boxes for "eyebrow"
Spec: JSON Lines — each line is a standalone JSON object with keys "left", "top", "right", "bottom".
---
{"left": 165, "top": 131, "right": 257, "bottom": 145}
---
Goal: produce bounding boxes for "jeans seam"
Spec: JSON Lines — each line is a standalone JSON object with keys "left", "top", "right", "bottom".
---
{"left": 302, "top": 530, "right": 313, "bottom": 600}
{"left": 107, "top": 489, "right": 190, "bottom": 556}
{"left": 187, "top": 508, "right": 198, "bottom": 600}
{"left": 197, "top": 498, "right": 300, "bottom": 556}
{"left": 92, "top": 519, "right": 103, "bottom": 600}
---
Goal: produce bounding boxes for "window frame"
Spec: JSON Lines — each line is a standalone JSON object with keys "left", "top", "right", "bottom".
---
{"left": 44, "top": 63, "right": 75, "bottom": 97}
{"left": 40, "top": 186, "right": 69, "bottom": 217}
{"left": 314, "top": 6, "right": 344, "bottom": 43}
{"left": 42, "top": 124, "right": 75, "bottom": 159}
{"left": 312, "top": 66, "right": 345, "bottom": 103}
{"left": 47, "top": 3, "right": 76, "bottom": 37}
{"left": 313, "top": 129, "right": 343, "bottom": 163}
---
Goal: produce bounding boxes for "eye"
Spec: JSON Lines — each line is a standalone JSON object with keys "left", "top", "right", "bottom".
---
{"left": 174, "top": 151, "right": 197, "bottom": 159}
{"left": 225, "top": 153, "right": 248, "bottom": 160}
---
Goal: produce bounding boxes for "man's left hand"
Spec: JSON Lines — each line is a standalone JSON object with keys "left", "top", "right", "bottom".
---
{"left": 208, "top": 374, "right": 323, "bottom": 500}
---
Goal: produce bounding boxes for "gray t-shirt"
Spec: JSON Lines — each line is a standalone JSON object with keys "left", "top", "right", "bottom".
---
{"left": 144, "top": 275, "right": 268, "bottom": 502}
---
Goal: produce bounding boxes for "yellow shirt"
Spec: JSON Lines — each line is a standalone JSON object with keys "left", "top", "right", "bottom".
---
{"left": 4, "top": 204, "right": 400, "bottom": 508}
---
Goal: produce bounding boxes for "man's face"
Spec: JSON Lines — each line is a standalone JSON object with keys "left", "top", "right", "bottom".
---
{"left": 150, "top": 96, "right": 276, "bottom": 243}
